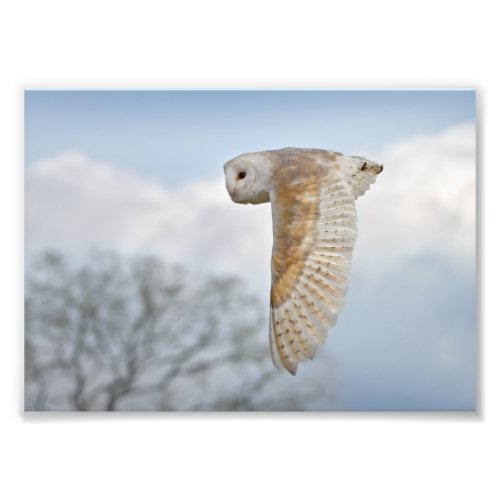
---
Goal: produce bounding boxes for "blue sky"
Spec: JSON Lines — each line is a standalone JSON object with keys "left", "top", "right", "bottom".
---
{"left": 24, "top": 90, "right": 476, "bottom": 410}
{"left": 25, "top": 90, "right": 475, "bottom": 186}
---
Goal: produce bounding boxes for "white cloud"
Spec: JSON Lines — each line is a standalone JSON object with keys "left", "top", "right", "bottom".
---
{"left": 26, "top": 122, "right": 475, "bottom": 292}
{"left": 25, "top": 123, "right": 476, "bottom": 409}
{"left": 26, "top": 151, "right": 274, "bottom": 293}
{"left": 353, "top": 122, "right": 475, "bottom": 278}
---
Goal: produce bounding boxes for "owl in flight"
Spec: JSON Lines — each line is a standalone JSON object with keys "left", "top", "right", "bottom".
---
{"left": 224, "top": 148, "right": 383, "bottom": 375}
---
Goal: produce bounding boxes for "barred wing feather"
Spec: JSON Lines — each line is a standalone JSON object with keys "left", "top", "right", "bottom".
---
{"left": 269, "top": 167, "right": 357, "bottom": 375}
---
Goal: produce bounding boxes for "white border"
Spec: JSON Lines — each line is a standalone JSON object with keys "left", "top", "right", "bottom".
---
{"left": 2, "top": 1, "right": 497, "bottom": 499}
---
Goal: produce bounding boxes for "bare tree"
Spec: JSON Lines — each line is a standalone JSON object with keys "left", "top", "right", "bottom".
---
{"left": 25, "top": 251, "right": 313, "bottom": 411}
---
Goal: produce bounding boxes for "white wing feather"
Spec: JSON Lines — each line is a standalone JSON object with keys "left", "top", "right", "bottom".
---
{"left": 269, "top": 172, "right": 357, "bottom": 374}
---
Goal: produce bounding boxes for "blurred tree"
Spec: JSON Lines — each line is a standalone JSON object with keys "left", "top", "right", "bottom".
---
{"left": 25, "top": 251, "right": 313, "bottom": 411}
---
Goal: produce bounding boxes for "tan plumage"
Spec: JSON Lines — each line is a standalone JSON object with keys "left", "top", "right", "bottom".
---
{"left": 224, "top": 148, "right": 382, "bottom": 374}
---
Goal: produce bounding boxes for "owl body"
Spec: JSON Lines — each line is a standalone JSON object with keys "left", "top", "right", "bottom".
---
{"left": 224, "top": 147, "right": 382, "bottom": 375}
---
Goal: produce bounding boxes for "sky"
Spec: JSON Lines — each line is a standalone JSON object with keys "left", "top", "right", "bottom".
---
{"left": 24, "top": 90, "right": 476, "bottom": 411}
{"left": 25, "top": 90, "right": 475, "bottom": 186}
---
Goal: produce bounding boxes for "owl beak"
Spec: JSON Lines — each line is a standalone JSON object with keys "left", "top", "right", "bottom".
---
{"left": 230, "top": 185, "right": 239, "bottom": 200}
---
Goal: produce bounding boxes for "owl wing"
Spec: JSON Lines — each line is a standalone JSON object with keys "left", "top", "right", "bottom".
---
{"left": 268, "top": 165, "right": 357, "bottom": 375}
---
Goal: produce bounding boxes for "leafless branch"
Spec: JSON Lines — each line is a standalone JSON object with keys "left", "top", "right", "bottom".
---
{"left": 25, "top": 251, "right": 309, "bottom": 411}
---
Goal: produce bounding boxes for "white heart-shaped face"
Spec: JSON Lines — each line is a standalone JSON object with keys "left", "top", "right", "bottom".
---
{"left": 223, "top": 153, "right": 271, "bottom": 205}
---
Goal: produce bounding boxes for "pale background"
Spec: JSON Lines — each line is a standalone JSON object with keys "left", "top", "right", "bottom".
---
{"left": 2, "top": 0, "right": 499, "bottom": 499}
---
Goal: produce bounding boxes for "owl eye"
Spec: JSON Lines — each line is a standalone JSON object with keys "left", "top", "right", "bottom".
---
{"left": 238, "top": 172, "right": 246, "bottom": 180}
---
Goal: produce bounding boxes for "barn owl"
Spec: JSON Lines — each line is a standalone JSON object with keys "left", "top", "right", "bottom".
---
{"left": 224, "top": 148, "right": 383, "bottom": 375}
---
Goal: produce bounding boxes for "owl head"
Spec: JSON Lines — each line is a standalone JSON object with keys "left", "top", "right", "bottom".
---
{"left": 223, "top": 153, "right": 271, "bottom": 205}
